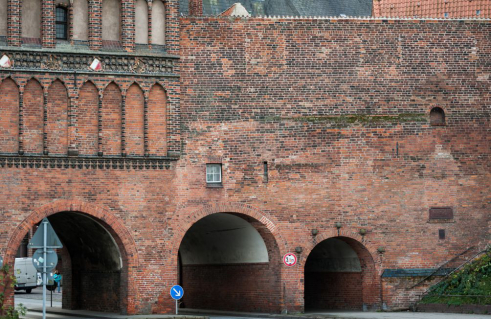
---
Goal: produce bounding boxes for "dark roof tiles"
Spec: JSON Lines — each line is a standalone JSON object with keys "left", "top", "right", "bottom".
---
{"left": 180, "top": 0, "right": 373, "bottom": 17}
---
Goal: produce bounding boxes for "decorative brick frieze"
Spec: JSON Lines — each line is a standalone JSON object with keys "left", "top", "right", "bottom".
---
{"left": 0, "top": 48, "right": 178, "bottom": 76}
{"left": 0, "top": 155, "right": 177, "bottom": 170}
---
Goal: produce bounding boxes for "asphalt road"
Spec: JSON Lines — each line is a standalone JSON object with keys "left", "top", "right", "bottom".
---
{"left": 14, "top": 288, "right": 491, "bottom": 319}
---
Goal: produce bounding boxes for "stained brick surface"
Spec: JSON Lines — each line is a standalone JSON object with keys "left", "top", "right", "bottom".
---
{"left": 0, "top": 5, "right": 489, "bottom": 316}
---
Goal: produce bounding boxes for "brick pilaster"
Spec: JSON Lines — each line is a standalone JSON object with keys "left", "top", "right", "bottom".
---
{"left": 89, "top": 0, "right": 102, "bottom": 50}
{"left": 121, "top": 0, "right": 135, "bottom": 52}
{"left": 42, "top": 0, "right": 56, "bottom": 47}
{"left": 7, "top": 0, "right": 21, "bottom": 46}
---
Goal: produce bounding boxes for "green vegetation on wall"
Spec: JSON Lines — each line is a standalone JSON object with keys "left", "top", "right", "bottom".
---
{"left": 421, "top": 251, "right": 491, "bottom": 306}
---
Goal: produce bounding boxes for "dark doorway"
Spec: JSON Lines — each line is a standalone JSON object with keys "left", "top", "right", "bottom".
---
{"left": 305, "top": 237, "right": 377, "bottom": 311}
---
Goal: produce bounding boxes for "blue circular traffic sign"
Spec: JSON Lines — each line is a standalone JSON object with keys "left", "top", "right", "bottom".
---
{"left": 170, "top": 285, "right": 184, "bottom": 300}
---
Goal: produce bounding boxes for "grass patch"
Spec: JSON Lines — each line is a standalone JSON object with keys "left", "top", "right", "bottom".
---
{"left": 421, "top": 252, "right": 491, "bottom": 306}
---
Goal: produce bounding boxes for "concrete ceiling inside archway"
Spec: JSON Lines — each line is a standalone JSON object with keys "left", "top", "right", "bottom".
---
{"left": 48, "top": 212, "right": 122, "bottom": 272}
{"left": 305, "top": 238, "right": 361, "bottom": 272}
{"left": 179, "top": 213, "right": 269, "bottom": 265}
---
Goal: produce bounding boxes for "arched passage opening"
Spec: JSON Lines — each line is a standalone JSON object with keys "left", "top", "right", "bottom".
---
{"left": 304, "top": 237, "right": 379, "bottom": 311}
{"left": 178, "top": 213, "right": 281, "bottom": 313}
{"left": 10, "top": 210, "right": 132, "bottom": 314}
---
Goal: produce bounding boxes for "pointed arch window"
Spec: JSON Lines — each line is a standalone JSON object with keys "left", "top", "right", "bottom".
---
{"left": 56, "top": 7, "right": 68, "bottom": 40}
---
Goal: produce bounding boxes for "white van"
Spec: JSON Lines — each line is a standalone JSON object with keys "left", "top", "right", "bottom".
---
{"left": 14, "top": 257, "right": 40, "bottom": 293}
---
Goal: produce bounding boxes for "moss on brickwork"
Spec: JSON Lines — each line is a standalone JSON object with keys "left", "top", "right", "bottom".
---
{"left": 421, "top": 251, "right": 491, "bottom": 306}
{"left": 262, "top": 113, "right": 427, "bottom": 125}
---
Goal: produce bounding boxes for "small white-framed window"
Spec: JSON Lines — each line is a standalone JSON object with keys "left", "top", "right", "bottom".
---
{"left": 206, "top": 163, "right": 222, "bottom": 184}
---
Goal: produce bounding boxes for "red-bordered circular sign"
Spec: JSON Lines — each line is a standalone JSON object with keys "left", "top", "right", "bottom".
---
{"left": 283, "top": 253, "right": 297, "bottom": 267}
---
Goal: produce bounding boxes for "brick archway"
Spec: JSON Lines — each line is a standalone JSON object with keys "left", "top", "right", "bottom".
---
{"left": 303, "top": 229, "right": 381, "bottom": 311}
{"left": 170, "top": 202, "right": 287, "bottom": 256}
{"left": 163, "top": 202, "right": 287, "bottom": 313}
{"left": 4, "top": 200, "right": 140, "bottom": 315}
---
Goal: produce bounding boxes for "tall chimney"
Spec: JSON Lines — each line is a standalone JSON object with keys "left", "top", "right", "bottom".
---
{"left": 189, "top": 0, "right": 203, "bottom": 16}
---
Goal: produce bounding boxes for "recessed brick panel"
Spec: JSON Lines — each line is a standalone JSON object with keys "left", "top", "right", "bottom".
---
{"left": 102, "top": 82, "right": 122, "bottom": 156}
{"left": 23, "top": 79, "right": 43, "bottom": 154}
{"left": 148, "top": 84, "right": 167, "bottom": 155}
{"left": 0, "top": 78, "right": 19, "bottom": 153}
{"left": 125, "top": 84, "right": 144, "bottom": 156}
{"left": 77, "top": 81, "right": 98, "bottom": 156}
{"left": 47, "top": 80, "right": 68, "bottom": 155}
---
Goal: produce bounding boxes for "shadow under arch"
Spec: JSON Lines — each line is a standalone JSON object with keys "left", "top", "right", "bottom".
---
{"left": 163, "top": 203, "right": 287, "bottom": 313}
{"left": 4, "top": 200, "right": 139, "bottom": 315}
{"left": 304, "top": 235, "right": 380, "bottom": 311}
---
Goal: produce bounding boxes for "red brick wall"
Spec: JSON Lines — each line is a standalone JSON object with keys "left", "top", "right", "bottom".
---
{"left": 182, "top": 263, "right": 281, "bottom": 312}
{"left": 305, "top": 272, "right": 362, "bottom": 310}
{"left": 0, "top": 17, "right": 489, "bottom": 315}
{"left": 77, "top": 81, "right": 99, "bottom": 156}
{"left": 179, "top": 18, "right": 491, "bottom": 311}
{"left": 148, "top": 84, "right": 167, "bottom": 155}
{"left": 23, "top": 79, "right": 43, "bottom": 154}
{"left": 125, "top": 84, "right": 145, "bottom": 156}
{"left": 102, "top": 83, "right": 122, "bottom": 156}
{"left": 0, "top": 78, "right": 19, "bottom": 153}
{"left": 72, "top": 269, "right": 121, "bottom": 312}
{"left": 47, "top": 80, "right": 68, "bottom": 155}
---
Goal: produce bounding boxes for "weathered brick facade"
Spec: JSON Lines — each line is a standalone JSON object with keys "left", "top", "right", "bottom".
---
{"left": 0, "top": 0, "right": 489, "bottom": 316}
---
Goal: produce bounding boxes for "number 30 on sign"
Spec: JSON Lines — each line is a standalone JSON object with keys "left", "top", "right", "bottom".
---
{"left": 283, "top": 253, "right": 297, "bottom": 267}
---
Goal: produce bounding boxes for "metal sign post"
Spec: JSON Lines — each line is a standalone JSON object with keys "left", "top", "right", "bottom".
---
{"left": 170, "top": 285, "right": 184, "bottom": 314}
{"left": 29, "top": 218, "right": 63, "bottom": 319}
{"left": 42, "top": 219, "right": 47, "bottom": 319}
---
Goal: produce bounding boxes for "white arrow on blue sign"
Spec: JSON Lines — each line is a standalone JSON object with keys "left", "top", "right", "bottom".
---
{"left": 170, "top": 285, "right": 184, "bottom": 300}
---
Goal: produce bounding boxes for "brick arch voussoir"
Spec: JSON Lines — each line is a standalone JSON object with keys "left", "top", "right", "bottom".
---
{"left": 102, "top": 80, "right": 123, "bottom": 93}
{"left": 48, "top": 78, "right": 69, "bottom": 90}
{"left": 125, "top": 81, "right": 145, "bottom": 94}
{"left": 5, "top": 200, "right": 139, "bottom": 268}
{"left": 22, "top": 77, "right": 44, "bottom": 93}
{"left": 149, "top": 82, "right": 169, "bottom": 97}
{"left": 302, "top": 227, "right": 379, "bottom": 269}
{"left": 170, "top": 202, "right": 287, "bottom": 258}
{"left": 79, "top": 79, "right": 100, "bottom": 92}
{"left": 4, "top": 200, "right": 140, "bottom": 314}
{"left": 0, "top": 76, "right": 20, "bottom": 88}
